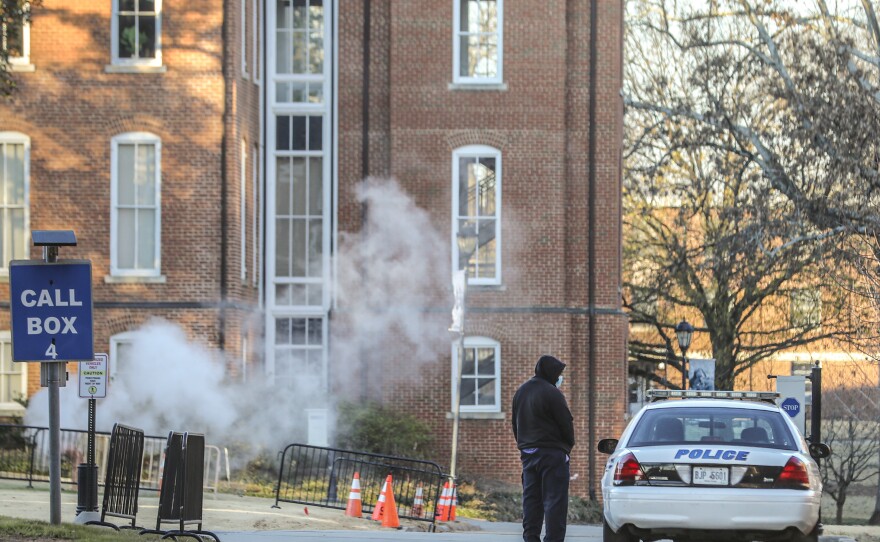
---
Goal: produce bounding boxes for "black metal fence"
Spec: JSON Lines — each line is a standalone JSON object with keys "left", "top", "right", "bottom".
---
{"left": 274, "top": 443, "right": 445, "bottom": 526}
{"left": 90, "top": 423, "right": 145, "bottom": 529}
{"left": 0, "top": 424, "right": 225, "bottom": 493}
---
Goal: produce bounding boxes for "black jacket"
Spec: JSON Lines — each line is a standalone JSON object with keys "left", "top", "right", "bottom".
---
{"left": 511, "top": 355, "right": 575, "bottom": 453}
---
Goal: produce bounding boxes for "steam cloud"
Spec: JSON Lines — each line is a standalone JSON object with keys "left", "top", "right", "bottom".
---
{"left": 24, "top": 178, "right": 453, "bottom": 457}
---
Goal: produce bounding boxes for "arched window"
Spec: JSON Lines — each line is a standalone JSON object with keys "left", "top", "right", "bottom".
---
{"left": 111, "top": 132, "right": 162, "bottom": 277}
{"left": 452, "top": 145, "right": 501, "bottom": 285}
{"left": 452, "top": 336, "right": 501, "bottom": 412}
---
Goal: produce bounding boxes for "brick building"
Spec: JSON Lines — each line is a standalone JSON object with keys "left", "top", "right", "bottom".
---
{"left": 0, "top": 0, "right": 626, "bottom": 495}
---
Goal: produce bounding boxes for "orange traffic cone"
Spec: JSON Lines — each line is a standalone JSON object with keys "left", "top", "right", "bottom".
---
{"left": 435, "top": 481, "right": 450, "bottom": 521}
{"left": 371, "top": 477, "right": 388, "bottom": 521}
{"left": 448, "top": 484, "right": 457, "bottom": 521}
{"left": 345, "top": 472, "right": 363, "bottom": 518}
{"left": 381, "top": 475, "right": 400, "bottom": 528}
{"left": 411, "top": 484, "right": 424, "bottom": 517}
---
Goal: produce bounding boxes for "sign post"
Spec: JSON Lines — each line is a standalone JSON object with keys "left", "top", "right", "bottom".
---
{"left": 76, "top": 353, "right": 107, "bottom": 521}
{"left": 9, "top": 230, "right": 93, "bottom": 525}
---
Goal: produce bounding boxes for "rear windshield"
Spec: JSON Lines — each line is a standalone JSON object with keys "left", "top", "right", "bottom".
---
{"left": 628, "top": 407, "right": 798, "bottom": 450}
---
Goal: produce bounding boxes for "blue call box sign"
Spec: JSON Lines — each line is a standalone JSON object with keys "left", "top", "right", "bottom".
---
{"left": 10, "top": 260, "right": 94, "bottom": 362}
{"left": 781, "top": 397, "right": 801, "bottom": 418}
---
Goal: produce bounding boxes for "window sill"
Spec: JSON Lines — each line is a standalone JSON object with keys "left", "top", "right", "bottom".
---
{"left": 104, "top": 275, "right": 167, "bottom": 284}
{"left": 445, "top": 411, "right": 506, "bottom": 420}
{"left": 0, "top": 403, "right": 26, "bottom": 418}
{"left": 8, "top": 63, "right": 35, "bottom": 73}
{"left": 468, "top": 283, "right": 506, "bottom": 292}
{"left": 104, "top": 64, "right": 167, "bottom": 74}
{"left": 448, "top": 82, "right": 508, "bottom": 92}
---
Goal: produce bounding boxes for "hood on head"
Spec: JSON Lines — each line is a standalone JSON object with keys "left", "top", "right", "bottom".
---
{"left": 534, "top": 355, "right": 566, "bottom": 384}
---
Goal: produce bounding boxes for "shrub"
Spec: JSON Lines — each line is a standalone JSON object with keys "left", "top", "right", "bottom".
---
{"left": 334, "top": 402, "right": 434, "bottom": 459}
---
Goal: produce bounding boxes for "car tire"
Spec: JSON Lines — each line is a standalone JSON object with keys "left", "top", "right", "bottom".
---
{"left": 789, "top": 524, "right": 819, "bottom": 542}
{"left": 603, "top": 517, "right": 639, "bottom": 542}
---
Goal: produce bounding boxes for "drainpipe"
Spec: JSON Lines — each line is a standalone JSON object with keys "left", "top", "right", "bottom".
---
{"left": 587, "top": 0, "right": 598, "bottom": 501}
{"left": 360, "top": 0, "right": 371, "bottom": 400}
{"left": 219, "top": 0, "right": 232, "bottom": 351}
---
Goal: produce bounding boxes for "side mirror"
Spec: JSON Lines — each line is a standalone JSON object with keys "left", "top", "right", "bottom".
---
{"left": 809, "top": 442, "right": 831, "bottom": 460}
{"left": 598, "top": 438, "right": 619, "bottom": 454}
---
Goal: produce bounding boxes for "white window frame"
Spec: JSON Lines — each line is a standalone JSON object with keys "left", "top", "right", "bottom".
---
{"left": 0, "top": 331, "right": 27, "bottom": 414}
{"left": 452, "top": 336, "right": 501, "bottom": 413}
{"left": 452, "top": 0, "right": 503, "bottom": 85}
{"left": 241, "top": 0, "right": 249, "bottom": 78}
{"left": 452, "top": 144, "right": 502, "bottom": 285}
{"left": 241, "top": 139, "right": 248, "bottom": 282}
{"left": 3, "top": 6, "right": 31, "bottom": 68}
{"left": 252, "top": 143, "right": 259, "bottom": 287}
{"left": 110, "top": 132, "right": 162, "bottom": 278}
{"left": 0, "top": 132, "right": 30, "bottom": 276}
{"left": 110, "top": 0, "right": 163, "bottom": 68}
{"left": 109, "top": 332, "right": 135, "bottom": 381}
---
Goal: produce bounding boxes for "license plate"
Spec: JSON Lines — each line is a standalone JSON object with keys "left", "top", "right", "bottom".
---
{"left": 692, "top": 466, "right": 729, "bottom": 486}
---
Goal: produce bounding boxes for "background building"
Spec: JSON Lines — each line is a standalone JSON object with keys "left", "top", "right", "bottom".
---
{"left": 0, "top": 0, "right": 626, "bottom": 496}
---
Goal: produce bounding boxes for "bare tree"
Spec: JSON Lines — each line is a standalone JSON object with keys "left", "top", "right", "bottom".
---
{"left": 820, "top": 366, "right": 880, "bottom": 524}
{"left": 625, "top": 1, "right": 855, "bottom": 390}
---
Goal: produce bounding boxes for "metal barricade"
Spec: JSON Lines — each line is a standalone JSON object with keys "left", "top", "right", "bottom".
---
{"left": 0, "top": 424, "right": 42, "bottom": 487}
{"left": 274, "top": 443, "right": 445, "bottom": 527}
{"left": 87, "top": 423, "right": 145, "bottom": 530}
{"left": 140, "top": 432, "right": 220, "bottom": 542}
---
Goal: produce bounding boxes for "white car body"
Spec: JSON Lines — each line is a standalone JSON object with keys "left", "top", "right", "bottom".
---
{"left": 601, "top": 397, "right": 822, "bottom": 542}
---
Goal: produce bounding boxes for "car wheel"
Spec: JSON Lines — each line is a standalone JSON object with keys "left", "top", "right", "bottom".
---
{"left": 603, "top": 517, "right": 638, "bottom": 542}
{"left": 789, "top": 524, "right": 819, "bottom": 542}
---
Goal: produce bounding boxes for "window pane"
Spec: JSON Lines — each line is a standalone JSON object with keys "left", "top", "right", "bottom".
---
{"left": 477, "top": 157, "right": 496, "bottom": 215}
{"left": 276, "top": 158, "right": 292, "bottom": 214}
{"left": 119, "top": 15, "right": 138, "bottom": 58}
{"left": 307, "top": 318, "right": 322, "bottom": 344}
{"left": 477, "top": 348, "right": 494, "bottom": 375}
{"left": 459, "top": 157, "right": 476, "bottom": 216}
{"left": 477, "top": 378, "right": 495, "bottom": 405}
{"left": 139, "top": 0, "right": 155, "bottom": 11}
{"left": 462, "top": 348, "right": 476, "bottom": 376}
{"left": 10, "top": 208, "right": 25, "bottom": 260}
{"left": 137, "top": 209, "right": 155, "bottom": 269}
{"left": 276, "top": 0, "right": 291, "bottom": 29}
{"left": 7, "top": 144, "right": 24, "bottom": 206}
{"left": 275, "top": 317, "right": 290, "bottom": 344}
{"left": 460, "top": 378, "right": 476, "bottom": 406}
{"left": 275, "top": 218, "right": 291, "bottom": 276}
{"left": 292, "top": 31, "right": 307, "bottom": 73}
{"left": 466, "top": 0, "right": 497, "bottom": 33}
{"left": 118, "top": 144, "right": 136, "bottom": 205}
{"left": 276, "top": 115, "right": 290, "bottom": 150}
{"left": 290, "top": 318, "right": 306, "bottom": 345}
{"left": 136, "top": 144, "right": 156, "bottom": 206}
{"left": 308, "top": 116, "right": 322, "bottom": 151}
{"left": 120, "top": 0, "right": 136, "bottom": 11}
{"left": 292, "top": 219, "right": 306, "bottom": 276}
{"left": 117, "top": 209, "right": 136, "bottom": 268}
{"left": 275, "top": 30, "right": 291, "bottom": 73}
{"left": 292, "top": 157, "right": 306, "bottom": 215}
{"left": 291, "top": 116, "right": 306, "bottom": 150}
{"left": 307, "top": 284, "right": 323, "bottom": 305}
{"left": 477, "top": 219, "right": 496, "bottom": 278}
{"left": 5, "top": 20, "right": 23, "bottom": 58}
{"left": 309, "top": 158, "right": 322, "bottom": 213}
{"left": 308, "top": 34, "right": 323, "bottom": 73}
{"left": 292, "top": 0, "right": 307, "bottom": 29}
{"left": 140, "top": 16, "right": 157, "bottom": 59}
{"left": 308, "top": 218, "right": 322, "bottom": 277}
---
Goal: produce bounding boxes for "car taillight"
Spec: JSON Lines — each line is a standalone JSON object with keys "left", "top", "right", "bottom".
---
{"left": 613, "top": 452, "right": 646, "bottom": 486}
{"left": 775, "top": 456, "right": 810, "bottom": 490}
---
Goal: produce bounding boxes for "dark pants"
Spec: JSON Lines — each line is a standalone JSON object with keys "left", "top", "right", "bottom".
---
{"left": 521, "top": 448, "right": 569, "bottom": 542}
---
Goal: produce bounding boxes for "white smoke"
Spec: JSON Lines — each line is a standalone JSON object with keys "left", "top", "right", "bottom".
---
{"left": 24, "top": 178, "right": 452, "bottom": 454}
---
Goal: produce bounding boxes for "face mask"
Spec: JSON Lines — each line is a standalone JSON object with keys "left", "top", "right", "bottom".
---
{"left": 556, "top": 375, "right": 564, "bottom": 388}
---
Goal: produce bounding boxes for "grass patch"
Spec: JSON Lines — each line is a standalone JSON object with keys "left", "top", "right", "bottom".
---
{"left": 454, "top": 478, "right": 602, "bottom": 524}
{"left": 0, "top": 516, "right": 165, "bottom": 541}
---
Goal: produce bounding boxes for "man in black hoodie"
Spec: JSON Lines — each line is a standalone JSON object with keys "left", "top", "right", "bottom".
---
{"left": 512, "top": 355, "right": 575, "bottom": 542}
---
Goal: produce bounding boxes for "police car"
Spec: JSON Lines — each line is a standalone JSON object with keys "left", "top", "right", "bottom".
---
{"left": 599, "top": 390, "right": 831, "bottom": 542}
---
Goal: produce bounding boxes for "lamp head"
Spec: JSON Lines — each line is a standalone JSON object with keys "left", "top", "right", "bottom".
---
{"left": 675, "top": 319, "right": 694, "bottom": 352}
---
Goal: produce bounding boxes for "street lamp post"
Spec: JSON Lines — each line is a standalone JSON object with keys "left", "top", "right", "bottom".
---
{"left": 675, "top": 319, "right": 694, "bottom": 390}
{"left": 449, "top": 228, "right": 477, "bottom": 483}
